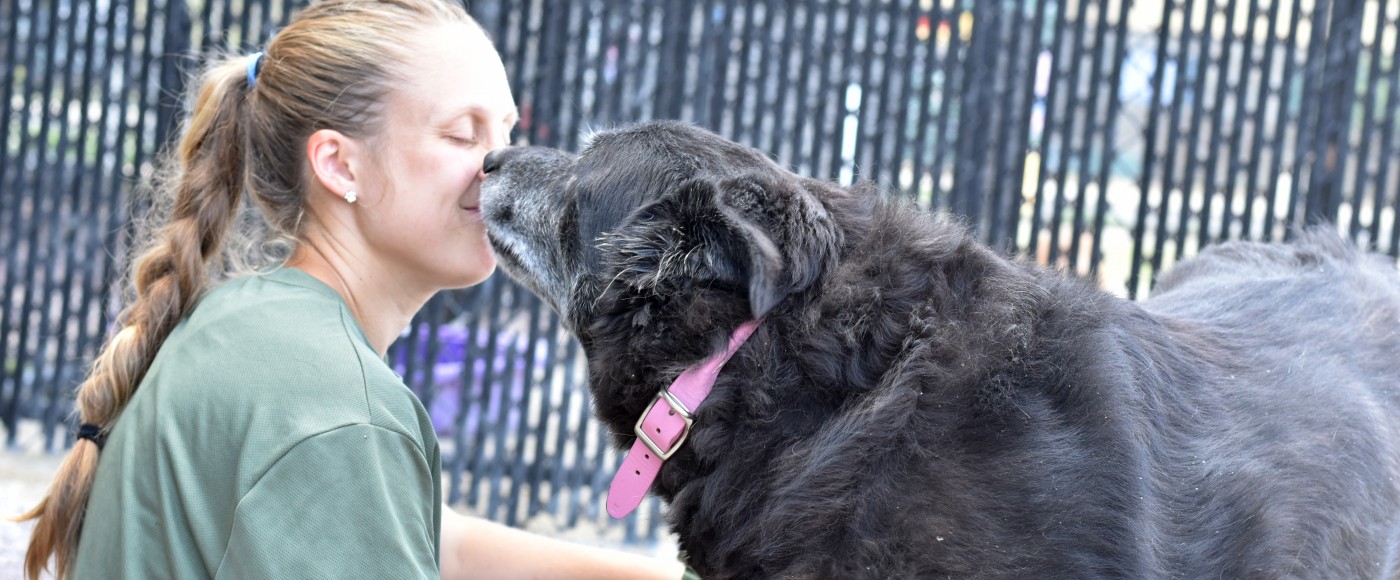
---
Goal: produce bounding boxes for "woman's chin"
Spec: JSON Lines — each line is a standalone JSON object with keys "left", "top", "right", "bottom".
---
{"left": 445, "top": 256, "right": 497, "bottom": 290}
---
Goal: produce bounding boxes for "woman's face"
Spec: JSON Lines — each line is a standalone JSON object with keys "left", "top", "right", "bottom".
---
{"left": 354, "top": 22, "right": 518, "bottom": 292}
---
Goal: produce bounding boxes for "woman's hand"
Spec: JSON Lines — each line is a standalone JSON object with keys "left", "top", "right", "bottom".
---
{"left": 439, "top": 504, "right": 687, "bottom": 579}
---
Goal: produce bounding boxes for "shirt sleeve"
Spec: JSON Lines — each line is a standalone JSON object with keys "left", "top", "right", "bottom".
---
{"left": 214, "top": 423, "right": 441, "bottom": 579}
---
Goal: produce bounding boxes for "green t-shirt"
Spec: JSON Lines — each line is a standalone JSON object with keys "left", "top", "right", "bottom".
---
{"left": 72, "top": 266, "right": 442, "bottom": 579}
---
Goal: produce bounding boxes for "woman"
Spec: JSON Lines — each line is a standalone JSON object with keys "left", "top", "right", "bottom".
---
{"left": 19, "top": 1, "right": 685, "bottom": 578}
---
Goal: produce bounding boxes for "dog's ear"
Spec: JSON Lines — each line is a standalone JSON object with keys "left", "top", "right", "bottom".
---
{"left": 667, "top": 173, "right": 839, "bottom": 319}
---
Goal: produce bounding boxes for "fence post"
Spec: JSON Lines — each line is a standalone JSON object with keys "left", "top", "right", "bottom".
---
{"left": 952, "top": 0, "right": 1000, "bottom": 238}
{"left": 155, "top": 0, "right": 193, "bottom": 157}
{"left": 1305, "top": 0, "right": 1363, "bottom": 226}
{"left": 0, "top": 0, "right": 22, "bottom": 445}
{"left": 654, "top": 0, "right": 694, "bottom": 120}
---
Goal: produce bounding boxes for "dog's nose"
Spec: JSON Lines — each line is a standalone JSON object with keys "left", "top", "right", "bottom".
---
{"left": 483, "top": 147, "right": 521, "bottom": 174}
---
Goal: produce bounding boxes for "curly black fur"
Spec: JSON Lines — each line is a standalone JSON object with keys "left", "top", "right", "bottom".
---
{"left": 480, "top": 121, "right": 1400, "bottom": 579}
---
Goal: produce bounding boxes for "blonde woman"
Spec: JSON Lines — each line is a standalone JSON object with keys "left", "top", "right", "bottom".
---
{"left": 19, "top": 1, "right": 684, "bottom": 578}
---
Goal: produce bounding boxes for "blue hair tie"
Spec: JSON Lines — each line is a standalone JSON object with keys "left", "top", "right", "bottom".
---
{"left": 247, "top": 52, "right": 265, "bottom": 89}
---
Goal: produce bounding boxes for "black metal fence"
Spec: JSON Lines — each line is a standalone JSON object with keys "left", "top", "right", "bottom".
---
{"left": 3, "top": 0, "right": 1397, "bottom": 545}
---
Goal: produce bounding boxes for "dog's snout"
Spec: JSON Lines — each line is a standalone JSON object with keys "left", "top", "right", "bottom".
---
{"left": 483, "top": 147, "right": 524, "bottom": 174}
{"left": 482, "top": 149, "right": 504, "bottom": 174}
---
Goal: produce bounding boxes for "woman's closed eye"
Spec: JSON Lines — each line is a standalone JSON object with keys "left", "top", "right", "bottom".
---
{"left": 447, "top": 133, "right": 478, "bottom": 146}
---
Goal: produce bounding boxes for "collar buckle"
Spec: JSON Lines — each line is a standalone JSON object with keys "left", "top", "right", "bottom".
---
{"left": 634, "top": 390, "right": 694, "bottom": 461}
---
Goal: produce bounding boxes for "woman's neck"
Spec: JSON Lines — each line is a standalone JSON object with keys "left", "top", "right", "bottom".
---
{"left": 285, "top": 236, "right": 430, "bottom": 356}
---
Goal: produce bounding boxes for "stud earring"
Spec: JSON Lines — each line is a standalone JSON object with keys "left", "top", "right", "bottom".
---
{"left": 345, "top": 190, "right": 357, "bottom": 204}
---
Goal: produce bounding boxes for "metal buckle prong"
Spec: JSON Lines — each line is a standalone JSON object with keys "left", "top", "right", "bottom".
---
{"left": 634, "top": 390, "right": 694, "bottom": 461}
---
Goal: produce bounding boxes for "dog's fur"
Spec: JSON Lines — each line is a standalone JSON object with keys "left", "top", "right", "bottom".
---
{"left": 480, "top": 121, "right": 1400, "bottom": 578}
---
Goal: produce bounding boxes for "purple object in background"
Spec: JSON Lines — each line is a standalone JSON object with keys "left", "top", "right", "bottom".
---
{"left": 393, "top": 324, "right": 472, "bottom": 436}
{"left": 394, "top": 322, "right": 552, "bottom": 438}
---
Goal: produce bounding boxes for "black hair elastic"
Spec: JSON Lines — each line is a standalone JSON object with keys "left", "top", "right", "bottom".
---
{"left": 76, "top": 423, "right": 107, "bottom": 450}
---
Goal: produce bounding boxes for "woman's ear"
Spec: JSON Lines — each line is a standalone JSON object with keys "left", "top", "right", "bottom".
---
{"left": 305, "top": 128, "right": 359, "bottom": 200}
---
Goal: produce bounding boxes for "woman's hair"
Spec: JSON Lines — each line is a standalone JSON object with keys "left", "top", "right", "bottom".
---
{"left": 19, "top": 1, "right": 478, "bottom": 577}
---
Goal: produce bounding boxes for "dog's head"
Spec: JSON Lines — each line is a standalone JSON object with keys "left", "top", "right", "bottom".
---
{"left": 481, "top": 121, "right": 861, "bottom": 342}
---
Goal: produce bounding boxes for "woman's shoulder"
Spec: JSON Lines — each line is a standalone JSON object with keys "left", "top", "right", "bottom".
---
{"left": 192, "top": 267, "right": 358, "bottom": 336}
{"left": 176, "top": 267, "right": 382, "bottom": 359}
{"left": 142, "top": 268, "right": 434, "bottom": 453}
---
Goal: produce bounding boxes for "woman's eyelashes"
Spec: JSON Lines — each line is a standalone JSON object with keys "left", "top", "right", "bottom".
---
{"left": 446, "top": 116, "right": 514, "bottom": 148}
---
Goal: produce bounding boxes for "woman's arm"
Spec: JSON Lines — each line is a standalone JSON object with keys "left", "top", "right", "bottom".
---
{"left": 439, "top": 504, "right": 687, "bottom": 580}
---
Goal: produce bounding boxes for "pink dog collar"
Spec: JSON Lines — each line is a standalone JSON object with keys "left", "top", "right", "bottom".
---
{"left": 606, "top": 319, "right": 762, "bottom": 519}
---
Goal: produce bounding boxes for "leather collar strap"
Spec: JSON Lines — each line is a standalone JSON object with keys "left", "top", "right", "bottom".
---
{"left": 606, "top": 319, "right": 762, "bottom": 519}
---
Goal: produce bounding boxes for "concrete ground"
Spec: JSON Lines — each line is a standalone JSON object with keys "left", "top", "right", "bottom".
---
{"left": 1, "top": 423, "right": 62, "bottom": 580}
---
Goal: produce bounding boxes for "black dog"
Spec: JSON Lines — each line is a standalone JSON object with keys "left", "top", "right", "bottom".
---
{"left": 480, "top": 121, "right": 1400, "bottom": 578}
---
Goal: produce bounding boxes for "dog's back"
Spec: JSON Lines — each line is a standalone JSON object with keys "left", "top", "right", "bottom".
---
{"left": 1134, "top": 231, "right": 1400, "bottom": 577}
{"left": 777, "top": 208, "right": 1400, "bottom": 579}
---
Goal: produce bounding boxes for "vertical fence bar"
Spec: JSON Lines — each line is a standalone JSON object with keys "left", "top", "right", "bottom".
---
{"left": 931, "top": 1, "right": 967, "bottom": 210}
{"left": 787, "top": 0, "right": 812, "bottom": 171}
{"left": 1088, "top": 0, "right": 1131, "bottom": 281}
{"left": 0, "top": 0, "right": 21, "bottom": 286}
{"left": 1028, "top": 0, "right": 1068, "bottom": 264}
{"left": 885, "top": 0, "right": 918, "bottom": 197}
{"left": 762, "top": 0, "right": 797, "bottom": 163}
{"left": 1349, "top": 0, "right": 1385, "bottom": 245}
{"left": 1263, "top": 0, "right": 1307, "bottom": 241}
{"left": 1240, "top": 0, "right": 1283, "bottom": 242}
{"left": 1196, "top": 0, "right": 1241, "bottom": 246}
{"left": 1311, "top": 0, "right": 1362, "bottom": 224}
{"left": 826, "top": 3, "right": 859, "bottom": 182}
{"left": 731, "top": 0, "right": 761, "bottom": 144}
{"left": 1172, "top": 0, "right": 1219, "bottom": 260}
{"left": 952, "top": 0, "right": 997, "bottom": 224}
{"left": 653, "top": 0, "right": 690, "bottom": 121}
{"left": 1010, "top": 0, "right": 1052, "bottom": 255}
{"left": 446, "top": 283, "right": 490, "bottom": 506}
{"left": 1130, "top": 0, "right": 1175, "bottom": 298}
{"left": 898, "top": 2, "right": 921, "bottom": 197}
{"left": 987, "top": 0, "right": 1031, "bottom": 251}
{"left": 1151, "top": 0, "right": 1194, "bottom": 275}
{"left": 851, "top": 0, "right": 875, "bottom": 183}
{"left": 1066, "top": 0, "right": 1113, "bottom": 273}
{"left": 1218, "top": 0, "right": 1260, "bottom": 243}
{"left": 1286, "top": 0, "right": 1332, "bottom": 230}
{"left": 1046, "top": 0, "right": 1091, "bottom": 267}
{"left": 1377, "top": 6, "right": 1400, "bottom": 255}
